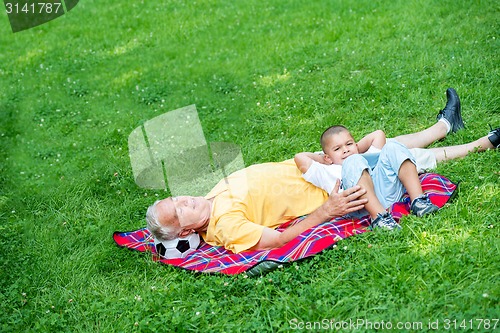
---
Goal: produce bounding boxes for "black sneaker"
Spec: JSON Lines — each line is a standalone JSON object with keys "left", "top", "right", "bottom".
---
{"left": 410, "top": 194, "right": 440, "bottom": 217}
{"left": 487, "top": 126, "right": 500, "bottom": 148}
{"left": 371, "top": 212, "right": 401, "bottom": 231}
{"left": 436, "top": 88, "right": 464, "bottom": 133}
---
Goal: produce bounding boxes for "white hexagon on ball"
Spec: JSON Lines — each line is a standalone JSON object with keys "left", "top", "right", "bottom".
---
{"left": 153, "top": 233, "right": 200, "bottom": 259}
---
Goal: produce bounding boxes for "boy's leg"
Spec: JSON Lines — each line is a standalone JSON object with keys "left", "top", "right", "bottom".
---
{"left": 430, "top": 136, "right": 495, "bottom": 162}
{"left": 356, "top": 170, "right": 387, "bottom": 219}
{"left": 406, "top": 127, "right": 498, "bottom": 171}
{"left": 342, "top": 155, "right": 386, "bottom": 219}
{"left": 392, "top": 88, "right": 463, "bottom": 149}
{"left": 372, "top": 141, "right": 413, "bottom": 207}
{"left": 392, "top": 122, "right": 448, "bottom": 149}
{"left": 342, "top": 155, "right": 400, "bottom": 230}
{"left": 398, "top": 159, "right": 424, "bottom": 202}
{"left": 374, "top": 141, "right": 439, "bottom": 216}
{"left": 401, "top": 156, "right": 440, "bottom": 216}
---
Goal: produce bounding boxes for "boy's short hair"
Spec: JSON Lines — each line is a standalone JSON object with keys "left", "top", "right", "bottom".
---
{"left": 320, "top": 125, "right": 351, "bottom": 151}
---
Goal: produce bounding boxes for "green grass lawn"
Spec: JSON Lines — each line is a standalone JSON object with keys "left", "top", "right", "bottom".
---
{"left": 1, "top": 0, "right": 499, "bottom": 331}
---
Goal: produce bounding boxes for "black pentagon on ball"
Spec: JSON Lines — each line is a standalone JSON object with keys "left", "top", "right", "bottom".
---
{"left": 176, "top": 239, "right": 191, "bottom": 253}
{"left": 155, "top": 243, "right": 167, "bottom": 257}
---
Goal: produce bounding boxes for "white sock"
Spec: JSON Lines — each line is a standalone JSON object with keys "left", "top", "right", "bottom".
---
{"left": 438, "top": 118, "right": 451, "bottom": 134}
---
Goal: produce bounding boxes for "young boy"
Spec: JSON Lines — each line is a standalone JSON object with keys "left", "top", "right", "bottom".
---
{"left": 295, "top": 122, "right": 500, "bottom": 230}
{"left": 295, "top": 125, "right": 440, "bottom": 230}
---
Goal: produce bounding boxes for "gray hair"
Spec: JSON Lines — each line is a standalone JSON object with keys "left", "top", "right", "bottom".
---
{"left": 146, "top": 199, "right": 181, "bottom": 241}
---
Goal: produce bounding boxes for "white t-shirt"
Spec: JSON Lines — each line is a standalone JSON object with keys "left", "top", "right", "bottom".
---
{"left": 301, "top": 144, "right": 436, "bottom": 194}
{"left": 302, "top": 160, "right": 343, "bottom": 194}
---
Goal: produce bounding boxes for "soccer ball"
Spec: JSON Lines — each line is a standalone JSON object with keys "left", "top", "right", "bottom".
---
{"left": 153, "top": 232, "right": 200, "bottom": 259}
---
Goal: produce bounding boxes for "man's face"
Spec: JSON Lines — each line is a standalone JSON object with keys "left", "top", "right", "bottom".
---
{"left": 323, "top": 131, "right": 359, "bottom": 165}
{"left": 157, "top": 196, "right": 211, "bottom": 233}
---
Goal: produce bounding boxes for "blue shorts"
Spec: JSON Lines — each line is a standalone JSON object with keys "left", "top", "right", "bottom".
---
{"left": 341, "top": 141, "right": 415, "bottom": 212}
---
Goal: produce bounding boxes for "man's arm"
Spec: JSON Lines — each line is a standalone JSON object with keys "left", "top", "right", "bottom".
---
{"left": 294, "top": 152, "right": 329, "bottom": 173}
{"left": 357, "top": 130, "right": 386, "bottom": 153}
{"left": 250, "top": 180, "right": 367, "bottom": 251}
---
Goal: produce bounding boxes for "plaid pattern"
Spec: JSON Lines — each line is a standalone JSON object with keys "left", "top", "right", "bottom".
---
{"left": 113, "top": 173, "right": 457, "bottom": 275}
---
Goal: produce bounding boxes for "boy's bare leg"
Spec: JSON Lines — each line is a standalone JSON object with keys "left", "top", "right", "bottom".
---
{"left": 430, "top": 136, "right": 494, "bottom": 162}
{"left": 356, "top": 170, "right": 386, "bottom": 219}
{"left": 393, "top": 122, "right": 448, "bottom": 149}
{"left": 399, "top": 159, "right": 440, "bottom": 217}
{"left": 393, "top": 88, "right": 463, "bottom": 149}
{"left": 397, "top": 160, "right": 424, "bottom": 201}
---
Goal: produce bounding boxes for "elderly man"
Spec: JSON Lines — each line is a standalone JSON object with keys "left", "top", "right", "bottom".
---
{"left": 146, "top": 158, "right": 367, "bottom": 253}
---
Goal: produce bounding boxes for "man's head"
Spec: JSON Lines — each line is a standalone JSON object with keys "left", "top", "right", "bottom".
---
{"left": 146, "top": 196, "right": 212, "bottom": 241}
{"left": 320, "top": 125, "right": 359, "bottom": 165}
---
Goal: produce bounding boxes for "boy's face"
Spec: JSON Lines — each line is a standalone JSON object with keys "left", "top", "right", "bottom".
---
{"left": 323, "top": 131, "right": 359, "bottom": 165}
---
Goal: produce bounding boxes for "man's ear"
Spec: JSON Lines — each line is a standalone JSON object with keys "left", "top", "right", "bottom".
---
{"left": 178, "top": 229, "right": 194, "bottom": 238}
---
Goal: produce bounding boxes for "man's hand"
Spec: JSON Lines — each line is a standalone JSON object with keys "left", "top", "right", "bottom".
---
{"left": 251, "top": 179, "right": 367, "bottom": 252}
{"left": 320, "top": 179, "right": 367, "bottom": 218}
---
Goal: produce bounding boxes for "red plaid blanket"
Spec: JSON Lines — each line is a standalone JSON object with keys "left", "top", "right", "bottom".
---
{"left": 113, "top": 173, "right": 457, "bottom": 275}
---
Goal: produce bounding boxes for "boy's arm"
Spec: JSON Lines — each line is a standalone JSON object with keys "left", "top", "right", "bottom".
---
{"left": 356, "top": 130, "right": 386, "bottom": 153}
{"left": 294, "top": 152, "right": 328, "bottom": 173}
